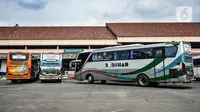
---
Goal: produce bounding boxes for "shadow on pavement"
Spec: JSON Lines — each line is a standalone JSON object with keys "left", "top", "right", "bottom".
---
{"left": 74, "top": 81, "right": 193, "bottom": 89}
{"left": 152, "top": 84, "right": 193, "bottom": 89}
{"left": 7, "top": 79, "right": 39, "bottom": 85}
{"left": 39, "top": 80, "right": 62, "bottom": 83}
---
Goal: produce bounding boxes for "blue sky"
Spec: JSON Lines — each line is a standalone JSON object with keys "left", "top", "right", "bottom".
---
{"left": 0, "top": 0, "right": 200, "bottom": 26}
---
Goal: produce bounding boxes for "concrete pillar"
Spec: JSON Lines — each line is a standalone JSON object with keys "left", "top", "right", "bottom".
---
{"left": 88, "top": 46, "right": 91, "bottom": 50}
{"left": 57, "top": 46, "right": 59, "bottom": 52}
{"left": 25, "top": 46, "right": 27, "bottom": 51}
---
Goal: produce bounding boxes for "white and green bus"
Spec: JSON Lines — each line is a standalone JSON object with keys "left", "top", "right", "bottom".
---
{"left": 39, "top": 53, "right": 62, "bottom": 82}
{"left": 70, "top": 42, "right": 194, "bottom": 86}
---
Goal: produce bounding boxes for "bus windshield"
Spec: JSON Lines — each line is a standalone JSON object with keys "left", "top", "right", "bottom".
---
{"left": 42, "top": 54, "right": 60, "bottom": 61}
{"left": 77, "top": 52, "right": 91, "bottom": 66}
{"left": 43, "top": 63, "right": 61, "bottom": 67}
{"left": 9, "top": 53, "right": 29, "bottom": 61}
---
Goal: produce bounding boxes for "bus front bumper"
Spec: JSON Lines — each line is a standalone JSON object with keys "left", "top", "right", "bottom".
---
{"left": 39, "top": 75, "right": 62, "bottom": 80}
{"left": 6, "top": 74, "right": 30, "bottom": 80}
{"left": 180, "top": 75, "right": 194, "bottom": 83}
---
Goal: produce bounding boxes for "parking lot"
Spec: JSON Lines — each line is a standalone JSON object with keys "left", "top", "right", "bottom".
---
{"left": 0, "top": 79, "right": 200, "bottom": 112}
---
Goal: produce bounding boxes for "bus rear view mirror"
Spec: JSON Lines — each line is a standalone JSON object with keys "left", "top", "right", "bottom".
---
{"left": 69, "top": 60, "right": 82, "bottom": 68}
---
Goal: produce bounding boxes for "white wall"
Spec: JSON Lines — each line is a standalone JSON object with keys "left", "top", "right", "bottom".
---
{"left": 0, "top": 60, "right": 6, "bottom": 73}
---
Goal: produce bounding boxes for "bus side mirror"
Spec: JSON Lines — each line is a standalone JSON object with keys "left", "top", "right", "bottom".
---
{"left": 69, "top": 63, "right": 72, "bottom": 68}
{"left": 69, "top": 60, "right": 82, "bottom": 68}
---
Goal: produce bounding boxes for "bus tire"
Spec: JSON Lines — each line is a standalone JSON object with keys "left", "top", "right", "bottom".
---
{"left": 150, "top": 82, "right": 159, "bottom": 87}
{"left": 137, "top": 74, "right": 150, "bottom": 87}
{"left": 41, "top": 80, "right": 45, "bottom": 83}
{"left": 101, "top": 80, "right": 106, "bottom": 84}
{"left": 87, "top": 74, "right": 94, "bottom": 84}
{"left": 57, "top": 79, "right": 62, "bottom": 83}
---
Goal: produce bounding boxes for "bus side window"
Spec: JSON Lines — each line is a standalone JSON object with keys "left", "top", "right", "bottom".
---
{"left": 130, "top": 51, "right": 134, "bottom": 59}
{"left": 102, "top": 52, "right": 113, "bottom": 61}
{"left": 154, "top": 48, "right": 164, "bottom": 58}
{"left": 98, "top": 53, "right": 103, "bottom": 61}
{"left": 114, "top": 52, "right": 117, "bottom": 60}
{"left": 140, "top": 48, "right": 153, "bottom": 59}
{"left": 121, "top": 51, "right": 130, "bottom": 60}
{"left": 108, "top": 52, "right": 113, "bottom": 60}
{"left": 132, "top": 51, "right": 142, "bottom": 59}
{"left": 165, "top": 46, "right": 177, "bottom": 57}
{"left": 91, "top": 54, "right": 97, "bottom": 61}
{"left": 114, "top": 51, "right": 129, "bottom": 60}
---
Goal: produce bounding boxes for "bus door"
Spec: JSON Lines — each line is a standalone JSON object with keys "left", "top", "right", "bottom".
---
{"left": 76, "top": 52, "right": 91, "bottom": 80}
{"left": 154, "top": 47, "right": 166, "bottom": 82}
{"left": 75, "top": 61, "right": 82, "bottom": 79}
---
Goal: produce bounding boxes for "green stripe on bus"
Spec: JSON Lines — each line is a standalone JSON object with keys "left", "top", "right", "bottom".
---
{"left": 166, "top": 42, "right": 180, "bottom": 45}
{"left": 121, "top": 58, "right": 165, "bottom": 75}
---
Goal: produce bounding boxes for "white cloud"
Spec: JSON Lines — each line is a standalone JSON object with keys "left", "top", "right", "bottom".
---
{"left": 17, "top": 0, "right": 48, "bottom": 5}
{"left": 0, "top": 21, "right": 9, "bottom": 26}
{"left": 17, "top": 0, "right": 41, "bottom": 4}
{"left": 0, "top": 0, "right": 199, "bottom": 26}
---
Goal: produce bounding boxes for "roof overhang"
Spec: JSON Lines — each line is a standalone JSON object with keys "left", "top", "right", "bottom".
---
{"left": 117, "top": 36, "right": 200, "bottom": 43}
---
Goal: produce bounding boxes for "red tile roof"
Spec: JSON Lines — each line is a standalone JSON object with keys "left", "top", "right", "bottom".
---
{"left": 0, "top": 26, "right": 116, "bottom": 40}
{"left": 1, "top": 23, "right": 200, "bottom": 40}
{"left": 106, "top": 22, "right": 200, "bottom": 37}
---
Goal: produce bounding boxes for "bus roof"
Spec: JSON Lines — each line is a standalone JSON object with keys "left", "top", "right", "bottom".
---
{"left": 92, "top": 42, "right": 179, "bottom": 53}
{"left": 41, "top": 52, "right": 60, "bottom": 54}
{"left": 77, "top": 51, "right": 91, "bottom": 55}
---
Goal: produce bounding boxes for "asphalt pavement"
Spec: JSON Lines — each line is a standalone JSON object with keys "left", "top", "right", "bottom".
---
{"left": 0, "top": 79, "right": 200, "bottom": 112}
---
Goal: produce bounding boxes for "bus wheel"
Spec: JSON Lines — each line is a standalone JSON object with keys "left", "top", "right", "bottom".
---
{"left": 87, "top": 75, "right": 94, "bottom": 84}
{"left": 11, "top": 80, "right": 17, "bottom": 83}
{"left": 101, "top": 80, "right": 106, "bottom": 84}
{"left": 137, "top": 75, "right": 150, "bottom": 87}
{"left": 150, "top": 82, "right": 159, "bottom": 87}
{"left": 41, "top": 80, "right": 45, "bottom": 83}
{"left": 57, "top": 79, "right": 62, "bottom": 83}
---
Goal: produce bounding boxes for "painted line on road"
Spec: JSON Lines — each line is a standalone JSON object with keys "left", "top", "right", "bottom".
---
{"left": 79, "top": 83, "right": 95, "bottom": 111}
{"left": 132, "top": 92, "right": 148, "bottom": 102}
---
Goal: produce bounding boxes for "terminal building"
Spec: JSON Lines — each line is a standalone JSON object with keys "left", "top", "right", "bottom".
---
{"left": 0, "top": 22, "right": 200, "bottom": 74}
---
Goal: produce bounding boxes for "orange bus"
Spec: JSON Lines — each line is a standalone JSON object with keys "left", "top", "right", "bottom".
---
{"left": 6, "top": 52, "right": 40, "bottom": 83}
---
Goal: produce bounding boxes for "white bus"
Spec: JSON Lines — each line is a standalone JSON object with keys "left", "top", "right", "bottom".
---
{"left": 39, "top": 53, "right": 62, "bottom": 82}
{"left": 70, "top": 42, "right": 194, "bottom": 86}
{"left": 193, "top": 55, "right": 200, "bottom": 80}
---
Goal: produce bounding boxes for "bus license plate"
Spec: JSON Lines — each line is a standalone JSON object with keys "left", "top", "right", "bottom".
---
{"left": 46, "top": 76, "right": 55, "bottom": 79}
{"left": 15, "top": 76, "right": 20, "bottom": 78}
